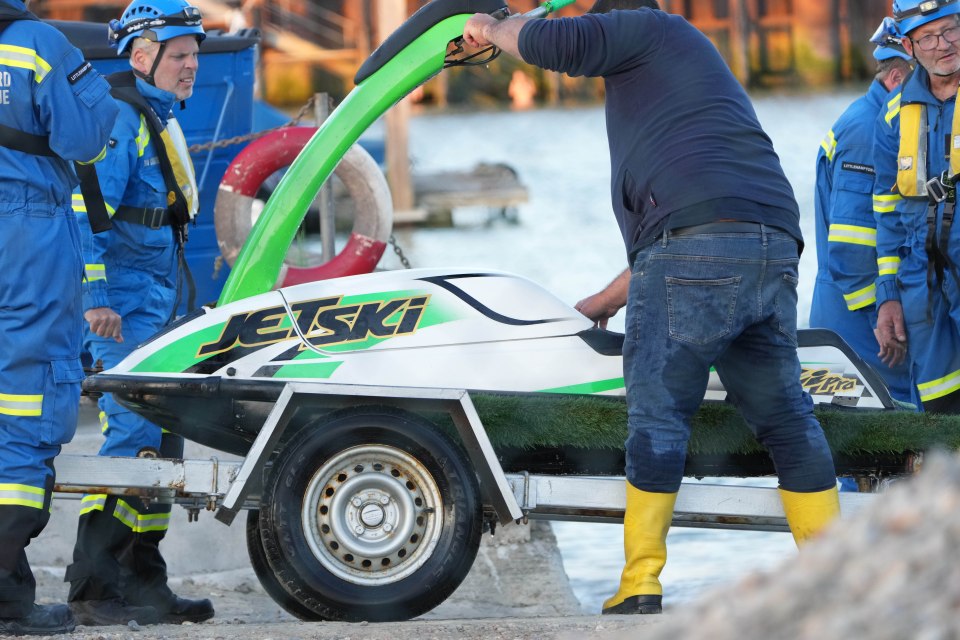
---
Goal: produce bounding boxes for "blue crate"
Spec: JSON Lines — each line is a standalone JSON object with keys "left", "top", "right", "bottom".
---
{"left": 52, "top": 21, "right": 259, "bottom": 309}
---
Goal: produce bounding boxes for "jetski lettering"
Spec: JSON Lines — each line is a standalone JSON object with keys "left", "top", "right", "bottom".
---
{"left": 800, "top": 367, "right": 858, "bottom": 395}
{"left": 197, "top": 294, "right": 429, "bottom": 357}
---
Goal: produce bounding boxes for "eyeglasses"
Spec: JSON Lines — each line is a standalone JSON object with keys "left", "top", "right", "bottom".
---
{"left": 912, "top": 25, "right": 960, "bottom": 51}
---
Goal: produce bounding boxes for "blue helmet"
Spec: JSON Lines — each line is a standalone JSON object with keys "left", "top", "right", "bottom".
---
{"left": 108, "top": 0, "right": 205, "bottom": 56}
{"left": 874, "top": 43, "right": 913, "bottom": 60}
{"left": 870, "top": 17, "right": 913, "bottom": 60}
{"left": 892, "top": 0, "right": 960, "bottom": 35}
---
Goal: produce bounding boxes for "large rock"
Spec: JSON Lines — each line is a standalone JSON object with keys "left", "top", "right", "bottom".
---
{"left": 587, "top": 450, "right": 960, "bottom": 640}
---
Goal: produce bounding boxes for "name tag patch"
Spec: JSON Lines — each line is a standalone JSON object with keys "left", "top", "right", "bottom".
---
{"left": 68, "top": 61, "right": 93, "bottom": 85}
{"left": 841, "top": 161, "right": 875, "bottom": 175}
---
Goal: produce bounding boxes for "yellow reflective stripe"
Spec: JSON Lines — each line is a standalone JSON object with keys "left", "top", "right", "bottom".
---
{"left": 77, "top": 146, "right": 108, "bottom": 165}
{"left": 99, "top": 410, "right": 108, "bottom": 434}
{"left": 113, "top": 499, "right": 171, "bottom": 533}
{"left": 136, "top": 116, "right": 150, "bottom": 157}
{"left": 79, "top": 494, "right": 107, "bottom": 516}
{"left": 0, "top": 44, "right": 51, "bottom": 83}
{"left": 918, "top": 368, "right": 960, "bottom": 402}
{"left": 878, "top": 256, "right": 900, "bottom": 276}
{"left": 821, "top": 129, "right": 837, "bottom": 161}
{"left": 885, "top": 92, "right": 901, "bottom": 125}
{"left": 873, "top": 193, "right": 901, "bottom": 214}
{"left": 135, "top": 512, "right": 171, "bottom": 533}
{"left": 85, "top": 264, "right": 106, "bottom": 282}
{"left": 75, "top": 195, "right": 116, "bottom": 217}
{"left": 843, "top": 283, "right": 877, "bottom": 311}
{"left": 828, "top": 223, "right": 876, "bottom": 247}
{"left": 0, "top": 392, "right": 42, "bottom": 416}
{"left": 0, "top": 483, "right": 45, "bottom": 509}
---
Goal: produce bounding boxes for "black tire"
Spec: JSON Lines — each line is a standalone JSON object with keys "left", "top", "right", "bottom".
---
{"left": 244, "top": 509, "right": 318, "bottom": 620}
{"left": 258, "top": 406, "right": 483, "bottom": 622}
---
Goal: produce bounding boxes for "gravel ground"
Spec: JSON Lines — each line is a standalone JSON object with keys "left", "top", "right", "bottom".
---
{"left": 25, "top": 522, "right": 663, "bottom": 640}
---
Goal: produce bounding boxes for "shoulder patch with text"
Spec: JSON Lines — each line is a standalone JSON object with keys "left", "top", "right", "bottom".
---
{"left": 67, "top": 61, "right": 93, "bottom": 85}
{"left": 841, "top": 161, "right": 875, "bottom": 175}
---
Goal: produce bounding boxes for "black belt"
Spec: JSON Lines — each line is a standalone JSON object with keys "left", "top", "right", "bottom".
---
{"left": 113, "top": 205, "right": 171, "bottom": 229}
{"left": 670, "top": 221, "right": 763, "bottom": 237}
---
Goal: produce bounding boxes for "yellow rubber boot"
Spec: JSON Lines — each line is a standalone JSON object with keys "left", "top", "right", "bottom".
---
{"left": 601, "top": 483, "right": 677, "bottom": 615}
{"left": 778, "top": 486, "right": 840, "bottom": 545}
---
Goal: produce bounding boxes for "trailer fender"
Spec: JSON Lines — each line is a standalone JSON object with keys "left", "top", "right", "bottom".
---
{"left": 214, "top": 127, "right": 393, "bottom": 287}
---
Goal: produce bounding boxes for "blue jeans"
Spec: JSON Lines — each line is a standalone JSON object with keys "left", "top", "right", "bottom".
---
{"left": 623, "top": 225, "right": 836, "bottom": 493}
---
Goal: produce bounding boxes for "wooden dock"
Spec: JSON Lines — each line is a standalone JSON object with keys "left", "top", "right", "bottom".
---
{"left": 397, "top": 162, "right": 529, "bottom": 226}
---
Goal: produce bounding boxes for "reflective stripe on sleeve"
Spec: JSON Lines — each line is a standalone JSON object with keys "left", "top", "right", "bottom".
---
{"left": 77, "top": 146, "right": 108, "bottom": 165}
{"left": 821, "top": 129, "right": 837, "bottom": 162}
{"left": 843, "top": 283, "right": 877, "bottom": 311}
{"left": 828, "top": 223, "right": 876, "bottom": 247}
{"left": 878, "top": 256, "right": 900, "bottom": 276}
{"left": 873, "top": 193, "right": 901, "bottom": 214}
{"left": 84, "top": 264, "right": 106, "bottom": 282}
{"left": 918, "top": 369, "right": 960, "bottom": 402}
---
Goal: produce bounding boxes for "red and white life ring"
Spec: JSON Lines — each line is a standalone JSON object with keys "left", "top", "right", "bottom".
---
{"left": 214, "top": 126, "right": 393, "bottom": 287}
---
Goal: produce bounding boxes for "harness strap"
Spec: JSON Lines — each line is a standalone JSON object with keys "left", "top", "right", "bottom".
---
{"left": 113, "top": 205, "right": 171, "bottom": 229}
{"left": 925, "top": 203, "right": 941, "bottom": 322}
{"left": 940, "top": 200, "right": 960, "bottom": 285}
{"left": 74, "top": 163, "right": 112, "bottom": 233}
{"left": 0, "top": 123, "right": 54, "bottom": 156}
{"left": 106, "top": 71, "right": 196, "bottom": 313}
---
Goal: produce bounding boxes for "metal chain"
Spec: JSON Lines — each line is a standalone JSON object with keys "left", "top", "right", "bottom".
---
{"left": 186, "top": 95, "right": 319, "bottom": 154}
{"left": 388, "top": 234, "right": 412, "bottom": 269}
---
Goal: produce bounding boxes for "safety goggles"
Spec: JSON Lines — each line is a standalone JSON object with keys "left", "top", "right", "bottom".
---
{"left": 108, "top": 6, "right": 203, "bottom": 48}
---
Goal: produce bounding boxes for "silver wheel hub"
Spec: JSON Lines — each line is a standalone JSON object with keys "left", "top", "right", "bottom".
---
{"left": 302, "top": 444, "right": 443, "bottom": 586}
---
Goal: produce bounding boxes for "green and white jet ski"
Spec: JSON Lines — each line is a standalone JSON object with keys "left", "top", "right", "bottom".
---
{"left": 92, "top": 266, "right": 895, "bottom": 456}
{"left": 81, "top": 0, "right": 928, "bottom": 624}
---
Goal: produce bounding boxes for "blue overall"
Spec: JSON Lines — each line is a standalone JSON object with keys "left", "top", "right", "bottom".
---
{"left": 810, "top": 80, "right": 918, "bottom": 406}
{"left": 873, "top": 66, "right": 960, "bottom": 412}
{"left": 67, "top": 78, "right": 182, "bottom": 604}
{"left": 0, "top": 2, "right": 117, "bottom": 617}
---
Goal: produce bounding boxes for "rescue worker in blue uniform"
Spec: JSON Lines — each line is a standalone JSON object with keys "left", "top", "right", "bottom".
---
{"left": 0, "top": 1, "right": 118, "bottom": 634}
{"left": 465, "top": 0, "right": 840, "bottom": 616}
{"left": 64, "top": 0, "right": 213, "bottom": 626}
{"left": 874, "top": 0, "right": 960, "bottom": 413}
{"left": 810, "top": 20, "right": 918, "bottom": 407}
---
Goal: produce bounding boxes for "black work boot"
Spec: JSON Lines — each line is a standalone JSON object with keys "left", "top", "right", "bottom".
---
{"left": 152, "top": 596, "right": 215, "bottom": 624}
{"left": 0, "top": 604, "right": 76, "bottom": 636}
{"left": 69, "top": 598, "right": 160, "bottom": 626}
{"left": 601, "top": 594, "right": 663, "bottom": 615}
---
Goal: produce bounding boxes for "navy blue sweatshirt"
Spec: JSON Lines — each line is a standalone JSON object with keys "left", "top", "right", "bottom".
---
{"left": 518, "top": 9, "right": 802, "bottom": 257}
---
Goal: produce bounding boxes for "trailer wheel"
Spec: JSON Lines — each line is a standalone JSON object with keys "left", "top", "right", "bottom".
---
{"left": 258, "top": 407, "right": 482, "bottom": 622}
{"left": 244, "top": 509, "right": 317, "bottom": 620}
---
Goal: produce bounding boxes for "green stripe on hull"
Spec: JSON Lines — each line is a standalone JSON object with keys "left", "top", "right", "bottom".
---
{"left": 539, "top": 378, "right": 625, "bottom": 394}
